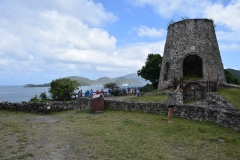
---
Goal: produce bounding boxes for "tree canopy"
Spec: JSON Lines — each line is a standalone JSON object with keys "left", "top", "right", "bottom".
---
{"left": 103, "top": 82, "right": 118, "bottom": 91}
{"left": 137, "top": 53, "right": 162, "bottom": 89}
{"left": 224, "top": 70, "right": 240, "bottom": 85}
{"left": 49, "top": 78, "right": 80, "bottom": 101}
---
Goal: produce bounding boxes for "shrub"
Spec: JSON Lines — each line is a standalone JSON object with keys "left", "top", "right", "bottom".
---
{"left": 39, "top": 92, "right": 47, "bottom": 100}
{"left": 29, "top": 95, "right": 39, "bottom": 102}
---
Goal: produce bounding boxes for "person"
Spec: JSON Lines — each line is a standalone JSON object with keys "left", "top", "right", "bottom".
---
{"left": 78, "top": 91, "right": 81, "bottom": 97}
{"left": 166, "top": 83, "right": 180, "bottom": 124}
{"left": 108, "top": 89, "right": 112, "bottom": 96}
{"left": 101, "top": 89, "right": 104, "bottom": 95}
{"left": 136, "top": 89, "right": 140, "bottom": 97}
{"left": 90, "top": 89, "right": 93, "bottom": 98}
{"left": 96, "top": 90, "right": 100, "bottom": 94}
{"left": 122, "top": 88, "right": 126, "bottom": 95}
{"left": 78, "top": 89, "right": 82, "bottom": 97}
{"left": 85, "top": 90, "right": 90, "bottom": 98}
{"left": 127, "top": 87, "right": 130, "bottom": 94}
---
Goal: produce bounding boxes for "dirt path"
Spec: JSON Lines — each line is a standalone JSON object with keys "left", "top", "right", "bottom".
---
{"left": 0, "top": 112, "right": 92, "bottom": 160}
{"left": 0, "top": 95, "right": 137, "bottom": 159}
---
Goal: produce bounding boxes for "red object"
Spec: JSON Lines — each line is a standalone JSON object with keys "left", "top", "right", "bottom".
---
{"left": 90, "top": 94, "right": 104, "bottom": 112}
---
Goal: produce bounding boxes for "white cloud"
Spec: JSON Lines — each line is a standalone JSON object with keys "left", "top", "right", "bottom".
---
{"left": 0, "top": 3, "right": 118, "bottom": 75}
{"left": 204, "top": 1, "right": 240, "bottom": 32}
{"left": 1, "top": 0, "right": 117, "bottom": 26}
{"left": 29, "top": 55, "right": 33, "bottom": 60}
{"left": 216, "top": 31, "right": 240, "bottom": 42}
{"left": 96, "top": 66, "right": 112, "bottom": 71}
{"left": 127, "top": 0, "right": 240, "bottom": 34}
{"left": 0, "top": 0, "right": 166, "bottom": 80}
{"left": 219, "top": 42, "right": 240, "bottom": 51}
{"left": 0, "top": 59, "right": 8, "bottom": 69}
{"left": 134, "top": 25, "right": 166, "bottom": 37}
{"left": 127, "top": 0, "right": 211, "bottom": 18}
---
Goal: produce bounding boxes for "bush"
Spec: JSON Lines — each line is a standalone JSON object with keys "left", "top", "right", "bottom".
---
{"left": 113, "top": 87, "right": 122, "bottom": 96}
{"left": 29, "top": 94, "right": 48, "bottom": 102}
{"left": 39, "top": 92, "right": 47, "bottom": 100}
{"left": 29, "top": 95, "right": 39, "bottom": 102}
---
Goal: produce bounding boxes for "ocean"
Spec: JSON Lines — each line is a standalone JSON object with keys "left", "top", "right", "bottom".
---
{"left": 0, "top": 85, "right": 143, "bottom": 103}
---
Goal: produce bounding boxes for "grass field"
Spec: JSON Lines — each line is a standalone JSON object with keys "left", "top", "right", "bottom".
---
{"left": 217, "top": 87, "right": 240, "bottom": 109}
{"left": 130, "top": 87, "right": 240, "bottom": 108}
{"left": 0, "top": 110, "right": 240, "bottom": 159}
{"left": 1, "top": 88, "right": 240, "bottom": 159}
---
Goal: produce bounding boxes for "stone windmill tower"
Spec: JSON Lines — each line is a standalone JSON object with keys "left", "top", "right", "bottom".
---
{"left": 158, "top": 18, "right": 226, "bottom": 89}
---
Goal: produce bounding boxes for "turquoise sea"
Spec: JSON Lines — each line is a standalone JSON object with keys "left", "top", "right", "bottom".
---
{"left": 0, "top": 85, "right": 143, "bottom": 103}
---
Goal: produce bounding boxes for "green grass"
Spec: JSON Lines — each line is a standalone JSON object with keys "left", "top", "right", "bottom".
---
{"left": 130, "top": 94, "right": 167, "bottom": 102}
{"left": 15, "top": 153, "right": 34, "bottom": 159}
{"left": 217, "top": 87, "right": 240, "bottom": 108}
{"left": 130, "top": 87, "right": 240, "bottom": 108}
{"left": 61, "top": 110, "right": 240, "bottom": 159}
{"left": 0, "top": 110, "right": 240, "bottom": 159}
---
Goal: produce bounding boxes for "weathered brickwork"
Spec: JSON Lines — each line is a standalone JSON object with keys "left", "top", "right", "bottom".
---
{"left": 158, "top": 19, "right": 226, "bottom": 89}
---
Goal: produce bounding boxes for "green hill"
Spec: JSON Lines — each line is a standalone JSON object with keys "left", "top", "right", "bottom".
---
{"left": 24, "top": 73, "right": 148, "bottom": 87}
{"left": 225, "top": 68, "right": 240, "bottom": 81}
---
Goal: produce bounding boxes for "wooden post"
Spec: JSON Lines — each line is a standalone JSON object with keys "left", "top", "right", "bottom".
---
{"left": 194, "top": 83, "right": 196, "bottom": 101}
{"left": 206, "top": 80, "right": 207, "bottom": 92}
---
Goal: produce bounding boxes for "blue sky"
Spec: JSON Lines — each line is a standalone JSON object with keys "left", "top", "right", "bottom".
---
{"left": 0, "top": 0, "right": 239, "bottom": 85}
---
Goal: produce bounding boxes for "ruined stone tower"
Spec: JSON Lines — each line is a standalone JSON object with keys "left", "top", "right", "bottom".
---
{"left": 158, "top": 18, "right": 226, "bottom": 89}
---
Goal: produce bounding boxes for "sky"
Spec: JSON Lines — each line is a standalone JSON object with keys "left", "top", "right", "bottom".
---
{"left": 0, "top": 0, "right": 240, "bottom": 85}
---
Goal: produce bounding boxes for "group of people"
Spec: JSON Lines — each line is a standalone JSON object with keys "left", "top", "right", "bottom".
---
{"left": 77, "top": 87, "right": 141, "bottom": 98}
{"left": 78, "top": 89, "right": 105, "bottom": 98}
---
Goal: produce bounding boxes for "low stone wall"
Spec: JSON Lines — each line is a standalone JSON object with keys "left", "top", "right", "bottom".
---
{"left": 76, "top": 98, "right": 240, "bottom": 131}
{"left": 104, "top": 100, "right": 240, "bottom": 131}
{"left": 205, "top": 92, "right": 236, "bottom": 108}
{"left": 0, "top": 101, "right": 76, "bottom": 113}
{"left": 76, "top": 97, "right": 90, "bottom": 112}
{"left": 220, "top": 83, "right": 240, "bottom": 89}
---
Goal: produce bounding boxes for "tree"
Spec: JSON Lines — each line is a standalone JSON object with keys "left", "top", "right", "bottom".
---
{"left": 137, "top": 53, "right": 162, "bottom": 89}
{"left": 49, "top": 78, "right": 80, "bottom": 101}
{"left": 103, "top": 82, "right": 118, "bottom": 91}
{"left": 103, "top": 82, "right": 121, "bottom": 96}
{"left": 224, "top": 70, "right": 240, "bottom": 85}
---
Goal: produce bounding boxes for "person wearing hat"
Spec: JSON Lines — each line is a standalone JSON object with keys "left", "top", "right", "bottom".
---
{"left": 166, "top": 83, "right": 180, "bottom": 124}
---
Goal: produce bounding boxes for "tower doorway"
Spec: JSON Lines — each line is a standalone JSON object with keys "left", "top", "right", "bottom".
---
{"left": 183, "top": 55, "right": 202, "bottom": 79}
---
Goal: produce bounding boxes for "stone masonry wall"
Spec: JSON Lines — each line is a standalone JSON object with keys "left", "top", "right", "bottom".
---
{"left": 0, "top": 101, "right": 76, "bottom": 113}
{"left": 103, "top": 100, "right": 240, "bottom": 131}
{"left": 158, "top": 19, "right": 226, "bottom": 89}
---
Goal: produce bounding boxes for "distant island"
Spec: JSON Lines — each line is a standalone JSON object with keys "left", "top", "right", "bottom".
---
{"left": 24, "top": 73, "right": 149, "bottom": 87}
{"left": 24, "top": 83, "right": 50, "bottom": 87}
